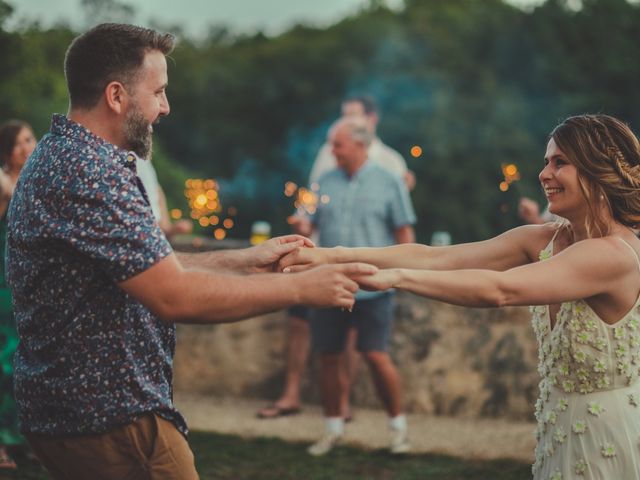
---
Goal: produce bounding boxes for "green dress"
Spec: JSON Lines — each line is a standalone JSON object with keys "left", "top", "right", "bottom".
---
{"left": 0, "top": 212, "right": 23, "bottom": 445}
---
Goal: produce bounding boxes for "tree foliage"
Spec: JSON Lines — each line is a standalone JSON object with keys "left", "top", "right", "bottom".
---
{"left": 2, "top": 0, "right": 639, "bottom": 242}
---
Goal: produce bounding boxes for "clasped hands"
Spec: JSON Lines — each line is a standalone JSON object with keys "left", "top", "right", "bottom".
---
{"left": 277, "top": 242, "right": 400, "bottom": 293}
{"left": 246, "top": 235, "right": 399, "bottom": 310}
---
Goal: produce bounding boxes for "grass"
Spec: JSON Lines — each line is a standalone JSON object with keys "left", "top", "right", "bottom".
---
{"left": 0, "top": 431, "right": 531, "bottom": 480}
{"left": 190, "top": 431, "right": 531, "bottom": 480}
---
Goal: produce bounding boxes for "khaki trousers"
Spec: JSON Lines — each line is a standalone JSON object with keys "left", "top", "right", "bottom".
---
{"left": 26, "top": 414, "right": 199, "bottom": 480}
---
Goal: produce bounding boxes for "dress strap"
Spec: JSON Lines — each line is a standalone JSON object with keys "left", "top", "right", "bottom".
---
{"left": 616, "top": 237, "right": 640, "bottom": 274}
{"left": 543, "top": 225, "right": 563, "bottom": 255}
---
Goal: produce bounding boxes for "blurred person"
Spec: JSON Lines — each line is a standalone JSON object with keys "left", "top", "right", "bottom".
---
{"left": 309, "top": 95, "right": 416, "bottom": 190}
{"left": 0, "top": 120, "right": 36, "bottom": 470}
{"left": 6, "top": 23, "right": 376, "bottom": 480}
{"left": 298, "top": 116, "right": 416, "bottom": 456}
{"left": 136, "top": 156, "right": 193, "bottom": 238}
{"left": 255, "top": 304, "right": 309, "bottom": 419}
{"left": 258, "top": 95, "right": 415, "bottom": 422}
{"left": 281, "top": 114, "right": 640, "bottom": 478}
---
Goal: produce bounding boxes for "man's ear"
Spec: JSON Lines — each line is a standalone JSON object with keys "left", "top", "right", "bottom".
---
{"left": 104, "top": 81, "right": 128, "bottom": 115}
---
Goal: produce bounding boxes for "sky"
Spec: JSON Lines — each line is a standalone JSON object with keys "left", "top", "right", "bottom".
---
{"left": 7, "top": 0, "right": 545, "bottom": 38}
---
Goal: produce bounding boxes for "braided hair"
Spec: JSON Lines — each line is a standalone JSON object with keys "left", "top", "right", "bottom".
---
{"left": 550, "top": 114, "right": 640, "bottom": 237}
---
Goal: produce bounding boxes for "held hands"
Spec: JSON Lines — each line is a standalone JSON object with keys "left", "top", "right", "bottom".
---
{"left": 296, "top": 263, "right": 378, "bottom": 310}
{"left": 353, "top": 268, "right": 402, "bottom": 292}
{"left": 278, "top": 245, "right": 333, "bottom": 273}
{"left": 248, "top": 235, "right": 315, "bottom": 273}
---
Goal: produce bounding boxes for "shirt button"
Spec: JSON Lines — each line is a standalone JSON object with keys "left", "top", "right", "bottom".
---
{"left": 127, "top": 153, "right": 137, "bottom": 163}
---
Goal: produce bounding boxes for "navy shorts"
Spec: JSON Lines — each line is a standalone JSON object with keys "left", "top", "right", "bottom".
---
{"left": 310, "top": 292, "right": 395, "bottom": 353}
{"left": 287, "top": 305, "right": 311, "bottom": 320}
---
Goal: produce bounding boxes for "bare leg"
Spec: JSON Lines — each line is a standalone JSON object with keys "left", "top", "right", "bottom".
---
{"left": 320, "top": 353, "right": 343, "bottom": 417}
{"left": 278, "top": 315, "right": 310, "bottom": 408}
{"left": 362, "top": 351, "right": 403, "bottom": 417}
{"left": 257, "top": 314, "right": 309, "bottom": 417}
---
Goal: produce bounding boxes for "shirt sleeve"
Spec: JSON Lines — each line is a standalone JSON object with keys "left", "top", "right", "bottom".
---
{"left": 50, "top": 153, "right": 172, "bottom": 282}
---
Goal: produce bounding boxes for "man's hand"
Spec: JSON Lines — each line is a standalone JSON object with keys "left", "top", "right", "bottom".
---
{"left": 296, "top": 263, "right": 378, "bottom": 309}
{"left": 248, "top": 235, "right": 315, "bottom": 273}
{"left": 279, "top": 246, "right": 335, "bottom": 273}
{"left": 287, "top": 215, "right": 313, "bottom": 237}
{"left": 404, "top": 170, "right": 417, "bottom": 191}
{"left": 518, "top": 197, "right": 544, "bottom": 225}
{"left": 354, "top": 268, "right": 401, "bottom": 292}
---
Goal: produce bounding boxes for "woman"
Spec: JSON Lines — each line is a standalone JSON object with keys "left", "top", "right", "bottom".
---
{"left": 0, "top": 120, "right": 36, "bottom": 469}
{"left": 282, "top": 114, "right": 640, "bottom": 479}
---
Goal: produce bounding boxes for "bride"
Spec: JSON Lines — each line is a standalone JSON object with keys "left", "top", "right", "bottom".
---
{"left": 281, "top": 114, "right": 640, "bottom": 479}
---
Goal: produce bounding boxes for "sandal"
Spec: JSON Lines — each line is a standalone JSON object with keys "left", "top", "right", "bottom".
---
{"left": 0, "top": 446, "right": 17, "bottom": 470}
{"left": 256, "top": 404, "right": 301, "bottom": 419}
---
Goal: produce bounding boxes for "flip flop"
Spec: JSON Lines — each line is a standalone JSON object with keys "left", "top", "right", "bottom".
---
{"left": 0, "top": 447, "right": 17, "bottom": 470}
{"left": 256, "top": 404, "right": 301, "bottom": 419}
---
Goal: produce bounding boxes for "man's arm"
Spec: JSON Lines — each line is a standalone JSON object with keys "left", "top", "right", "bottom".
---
{"left": 394, "top": 225, "right": 415, "bottom": 244}
{"left": 119, "top": 252, "right": 376, "bottom": 324}
{"left": 287, "top": 215, "right": 313, "bottom": 238}
{"left": 176, "top": 234, "right": 314, "bottom": 274}
{"left": 355, "top": 236, "right": 638, "bottom": 311}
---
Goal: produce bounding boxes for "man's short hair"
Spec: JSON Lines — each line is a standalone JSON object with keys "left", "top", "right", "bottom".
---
{"left": 330, "top": 116, "right": 373, "bottom": 147}
{"left": 342, "top": 95, "right": 378, "bottom": 116}
{"left": 65, "top": 23, "right": 175, "bottom": 109}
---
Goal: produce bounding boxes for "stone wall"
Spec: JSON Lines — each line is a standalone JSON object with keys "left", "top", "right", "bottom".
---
{"left": 174, "top": 291, "right": 540, "bottom": 420}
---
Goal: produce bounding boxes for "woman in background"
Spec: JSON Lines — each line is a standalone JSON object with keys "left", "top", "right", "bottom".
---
{"left": 0, "top": 120, "right": 36, "bottom": 470}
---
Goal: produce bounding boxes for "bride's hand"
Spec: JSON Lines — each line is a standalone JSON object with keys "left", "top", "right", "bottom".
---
{"left": 354, "top": 269, "right": 402, "bottom": 291}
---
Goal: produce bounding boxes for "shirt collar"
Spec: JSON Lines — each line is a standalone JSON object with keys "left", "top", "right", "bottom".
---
{"left": 50, "top": 114, "right": 138, "bottom": 173}
{"left": 342, "top": 159, "right": 373, "bottom": 181}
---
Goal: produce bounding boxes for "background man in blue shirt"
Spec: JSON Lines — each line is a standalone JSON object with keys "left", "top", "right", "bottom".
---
{"left": 6, "top": 23, "right": 376, "bottom": 479}
{"left": 293, "top": 116, "right": 416, "bottom": 456}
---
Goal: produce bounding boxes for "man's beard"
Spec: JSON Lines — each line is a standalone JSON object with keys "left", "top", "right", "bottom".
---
{"left": 123, "top": 104, "right": 153, "bottom": 160}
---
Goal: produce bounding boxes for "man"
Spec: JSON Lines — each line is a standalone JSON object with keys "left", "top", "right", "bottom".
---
{"left": 309, "top": 95, "right": 416, "bottom": 190}
{"left": 257, "top": 95, "right": 414, "bottom": 422}
{"left": 295, "top": 116, "right": 416, "bottom": 456}
{"left": 6, "top": 23, "right": 374, "bottom": 479}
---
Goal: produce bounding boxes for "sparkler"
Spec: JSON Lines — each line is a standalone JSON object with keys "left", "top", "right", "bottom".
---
{"left": 184, "top": 178, "right": 237, "bottom": 240}
{"left": 283, "top": 180, "right": 328, "bottom": 216}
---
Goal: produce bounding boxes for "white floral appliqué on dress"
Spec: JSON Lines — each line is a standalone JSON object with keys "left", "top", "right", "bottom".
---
{"left": 531, "top": 235, "right": 640, "bottom": 479}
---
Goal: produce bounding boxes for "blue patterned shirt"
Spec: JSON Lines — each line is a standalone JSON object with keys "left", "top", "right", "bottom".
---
{"left": 312, "top": 161, "right": 416, "bottom": 300}
{"left": 6, "top": 114, "right": 185, "bottom": 436}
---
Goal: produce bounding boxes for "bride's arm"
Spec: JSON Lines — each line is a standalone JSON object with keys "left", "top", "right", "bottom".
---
{"left": 355, "top": 236, "right": 635, "bottom": 309}
{"left": 280, "top": 224, "right": 555, "bottom": 273}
